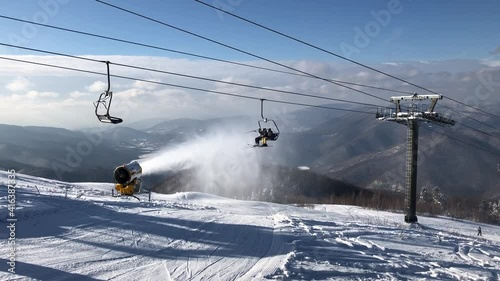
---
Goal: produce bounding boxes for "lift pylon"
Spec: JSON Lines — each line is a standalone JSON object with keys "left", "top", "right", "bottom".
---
{"left": 377, "top": 93, "right": 455, "bottom": 223}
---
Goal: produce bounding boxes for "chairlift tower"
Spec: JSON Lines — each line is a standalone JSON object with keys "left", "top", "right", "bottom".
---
{"left": 377, "top": 93, "right": 455, "bottom": 223}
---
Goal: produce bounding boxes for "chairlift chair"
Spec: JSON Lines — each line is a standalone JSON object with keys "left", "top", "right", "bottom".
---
{"left": 93, "top": 61, "right": 123, "bottom": 124}
{"left": 254, "top": 99, "right": 280, "bottom": 146}
{"left": 258, "top": 119, "right": 280, "bottom": 141}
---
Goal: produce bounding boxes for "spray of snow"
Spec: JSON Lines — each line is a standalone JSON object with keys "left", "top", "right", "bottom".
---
{"left": 139, "top": 127, "right": 262, "bottom": 194}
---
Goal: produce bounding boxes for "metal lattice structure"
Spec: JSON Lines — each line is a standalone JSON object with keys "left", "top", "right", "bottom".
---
{"left": 377, "top": 93, "right": 455, "bottom": 223}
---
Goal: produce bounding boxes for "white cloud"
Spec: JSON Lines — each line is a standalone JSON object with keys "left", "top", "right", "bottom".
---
{"left": 115, "top": 88, "right": 145, "bottom": 98}
{"left": 87, "top": 81, "right": 107, "bottom": 93}
{"left": 8, "top": 91, "right": 60, "bottom": 100}
{"left": 60, "top": 98, "right": 88, "bottom": 106}
{"left": 356, "top": 71, "right": 370, "bottom": 78}
{"left": 408, "top": 69, "right": 420, "bottom": 77}
{"left": 27, "top": 91, "right": 39, "bottom": 99}
{"left": 133, "top": 80, "right": 160, "bottom": 90}
{"left": 69, "top": 91, "right": 91, "bottom": 98}
{"left": 319, "top": 84, "right": 329, "bottom": 94}
{"left": 382, "top": 62, "right": 400, "bottom": 66}
{"left": 0, "top": 54, "right": 498, "bottom": 129}
{"left": 460, "top": 76, "right": 473, "bottom": 82}
{"left": 151, "top": 88, "right": 186, "bottom": 98}
{"left": 481, "top": 60, "right": 500, "bottom": 67}
{"left": 6, "top": 77, "right": 32, "bottom": 92}
{"left": 220, "top": 76, "right": 252, "bottom": 84}
{"left": 42, "top": 92, "right": 59, "bottom": 98}
{"left": 36, "top": 91, "right": 60, "bottom": 98}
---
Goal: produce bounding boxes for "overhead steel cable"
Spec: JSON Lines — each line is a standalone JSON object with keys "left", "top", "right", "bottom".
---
{"left": 95, "top": 0, "right": 395, "bottom": 105}
{"left": 6, "top": 52, "right": 498, "bottom": 142}
{"left": 0, "top": 15, "right": 412, "bottom": 96}
{"left": 0, "top": 56, "right": 375, "bottom": 115}
{"left": 440, "top": 104, "right": 500, "bottom": 133}
{"left": 444, "top": 96, "right": 500, "bottom": 120}
{"left": 0, "top": 43, "right": 392, "bottom": 110}
{"left": 453, "top": 121, "right": 500, "bottom": 140}
{"left": 0, "top": 15, "right": 275, "bottom": 71}
{"left": 194, "top": 0, "right": 500, "bottom": 121}
{"left": 422, "top": 126, "right": 500, "bottom": 157}
{"left": 2, "top": 59, "right": 498, "bottom": 157}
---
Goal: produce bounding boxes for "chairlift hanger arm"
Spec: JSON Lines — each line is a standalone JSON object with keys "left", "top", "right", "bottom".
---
{"left": 105, "top": 60, "right": 111, "bottom": 93}
{"left": 260, "top": 99, "right": 266, "bottom": 121}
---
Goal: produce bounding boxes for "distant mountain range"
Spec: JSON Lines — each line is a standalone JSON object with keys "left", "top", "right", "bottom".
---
{"left": 271, "top": 104, "right": 500, "bottom": 198}
{"left": 1, "top": 103, "right": 499, "bottom": 198}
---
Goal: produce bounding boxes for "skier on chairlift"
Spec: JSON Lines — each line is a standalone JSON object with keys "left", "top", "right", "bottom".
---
{"left": 266, "top": 128, "right": 276, "bottom": 140}
{"left": 252, "top": 100, "right": 280, "bottom": 147}
{"left": 255, "top": 128, "right": 267, "bottom": 146}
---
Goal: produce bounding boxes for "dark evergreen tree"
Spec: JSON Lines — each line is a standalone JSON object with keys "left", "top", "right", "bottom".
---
{"left": 432, "top": 186, "right": 446, "bottom": 207}
{"left": 419, "top": 186, "right": 431, "bottom": 203}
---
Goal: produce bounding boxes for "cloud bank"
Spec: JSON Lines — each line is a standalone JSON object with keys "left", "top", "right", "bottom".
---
{"left": 0, "top": 55, "right": 498, "bottom": 129}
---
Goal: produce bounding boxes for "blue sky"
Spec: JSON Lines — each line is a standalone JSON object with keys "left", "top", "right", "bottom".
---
{"left": 0, "top": 0, "right": 499, "bottom": 62}
{"left": 0, "top": 0, "right": 499, "bottom": 128}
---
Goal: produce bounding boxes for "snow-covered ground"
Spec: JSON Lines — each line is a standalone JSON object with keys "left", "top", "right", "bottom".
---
{"left": 0, "top": 171, "right": 499, "bottom": 280}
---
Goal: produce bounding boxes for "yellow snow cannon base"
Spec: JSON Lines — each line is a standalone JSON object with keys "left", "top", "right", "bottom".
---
{"left": 115, "top": 184, "right": 135, "bottom": 196}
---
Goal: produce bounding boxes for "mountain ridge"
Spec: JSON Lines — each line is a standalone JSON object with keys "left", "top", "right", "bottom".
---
{"left": 1, "top": 103, "right": 498, "bottom": 198}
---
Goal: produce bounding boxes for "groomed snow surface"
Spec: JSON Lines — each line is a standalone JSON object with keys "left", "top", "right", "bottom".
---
{"left": 0, "top": 171, "right": 499, "bottom": 280}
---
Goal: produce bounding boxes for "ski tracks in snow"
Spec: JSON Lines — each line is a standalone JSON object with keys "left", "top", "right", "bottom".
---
{"left": 1, "top": 176, "right": 499, "bottom": 281}
{"left": 269, "top": 207, "right": 500, "bottom": 281}
{"left": 237, "top": 203, "right": 295, "bottom": 280}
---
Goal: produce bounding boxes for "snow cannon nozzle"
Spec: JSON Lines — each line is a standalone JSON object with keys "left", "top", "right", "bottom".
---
{"left": 114, "top": 166, "right": 131, "bottom": 185}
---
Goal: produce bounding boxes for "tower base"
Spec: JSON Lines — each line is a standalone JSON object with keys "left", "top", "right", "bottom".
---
{"left": 404, "top": 214, "right": 418, "bottom": 223}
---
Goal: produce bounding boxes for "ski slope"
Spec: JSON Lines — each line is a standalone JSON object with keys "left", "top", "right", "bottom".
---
{"left": 0, "top": 171, "right": 499, "bottom": 280}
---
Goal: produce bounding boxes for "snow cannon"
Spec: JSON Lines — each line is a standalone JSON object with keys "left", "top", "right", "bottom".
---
{"left": 113, "top": 161, "right": 142, "bottom": 196}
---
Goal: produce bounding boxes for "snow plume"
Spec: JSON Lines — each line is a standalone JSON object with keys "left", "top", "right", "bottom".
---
{"left": 139, "top": 127, "right": 262, "bottom": 195}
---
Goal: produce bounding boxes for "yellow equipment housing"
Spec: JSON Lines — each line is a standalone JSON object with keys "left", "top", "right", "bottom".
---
{"left": 115, "top": 179, "right": 140, "bottom": 196}
{"left": 113, "top": 161, "right": 142, "bottom": 196}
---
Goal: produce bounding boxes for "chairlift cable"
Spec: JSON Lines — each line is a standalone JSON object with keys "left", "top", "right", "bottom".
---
{"left": 95, "top": 0, "right": 397, "bottom": 105}
{"left": 0, "top": 43, "right": 393, "bottom": 110}
{"left": 453, "top": 121, "right": 500, "bottom": 140}
{"left": 193, "top": 0, "right": 500, "bottom": 121}
{"left": 2, "top": 56, "right": 498, "bottom": 156}
{"left": 439, "top": 104, "right": 500, "bottom": 133}
{"left": 422, "top": 126, "right": 500, "bottom": 157}
{"left": 0, "top": 15, "right": 412, "bottom": 96}
{"left": 0, "top": 56, "right": 375, "bottom": 115}
{"left": 444, "top": 96, "right": 500, "bottom": 120}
